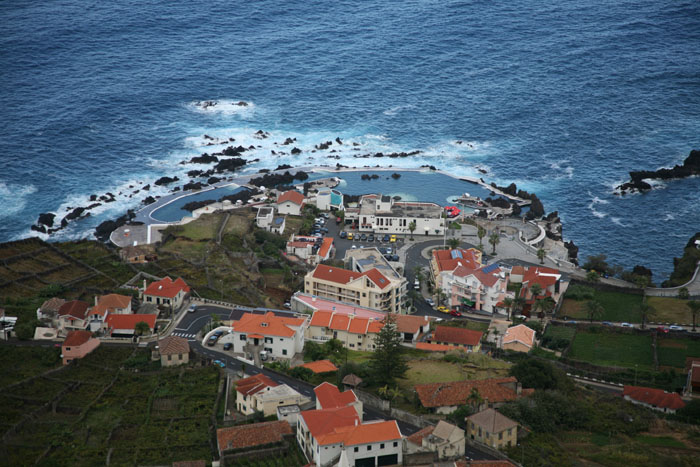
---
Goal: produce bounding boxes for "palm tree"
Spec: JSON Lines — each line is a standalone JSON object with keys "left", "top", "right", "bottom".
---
{"left": 447, "top": 237, "right": 460, "bottom": 249}
{"left": 678, "top": 287, "right": 690, "bottom": 300}
{"left": 529, "top": 283, "right": 543, "bottom": 299}
{"left": 436, "top": 289, "right": 447, "bottom": 307}
{"left": 466, "top": 388, "right": 484, "bottom": 412}
{"left": 688, "top": 301, "right": 700, "bottom": 332}
{"left": 408, "top": 220, "right": 416, "bottom": 240}
{"left": 477, "top": 225, "right": 486, "bottom": 248}
{"left": 512, "top": 297, "right": 526, "bottom": 318}
{"left": 488, "top": 232, "right": 500, "bottom": 255}
{"left": 534, "top": 296, "right": 556, "bottom": 317}
{"left": 134, "top": 321, "right": 150, "bottom": 336}
{"left": 501, "top": 297, "right": 514, "bottom": 320}
{"left": 586, "top": 300, "right": 604, "bottom": 323}
{"left": 378, "top": 385, "right": 402, "bottom": 408}
{"left": 537, "top": 248, "right": 546, "bottom": 264}
{"left": 638, "top": 301, "right": 653, "bottom": 329}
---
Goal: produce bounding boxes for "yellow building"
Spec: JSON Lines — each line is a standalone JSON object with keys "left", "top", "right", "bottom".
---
{"left": 157, "top": 336, "right": 190, "bottom": 367}
{"left": 466, "top": 408, "right": 518, "bottom": 449}
{"left": 304, "top": 263, "right": 406, "bottom": 313}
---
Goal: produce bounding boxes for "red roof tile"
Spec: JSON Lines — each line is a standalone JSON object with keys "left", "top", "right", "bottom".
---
{"left": 415, "top": 377, "right": 525, "bottom": 408}
{"left": 521, "top": 267, "right": 560, "bottom": 288}
{"left": 58, "top": 300, "right": 89, "bottom": 320}
{"left": 329, "top": 313, "right": 350, "bottom": 331}
{"left": 277, "top": 190, "right": 305, "bottom": 206}
{"left": 300, "top": 406, "right": 360, "bottom": 440}
{"left": 236, "top": 374, "right": 278, "bottom": 396}
{"left": 432, "top": 248, "right": 481, "bottom": 273}
{"left": 432, "top": 325, "right": 483, "bottom": 346}
{"left": 622, "top": 385, "right": 686, "bottom": 410}
{"left": 311, "top": 264, "right": 390, "bottom": 289}
{"left": 233, "top": 312, "right": 305, "bottom": 338}
{"left": 90, "top": 293, "right": 132, "bottom": 317}
{"left": 314, "top": 382, "right": 358, "bottom": 409}
{"left": 298, "top": 359, "right": 338, "bottom": 374}
{"left": 348, "top": 317, "right": 370, "bottom": 334}
{"left": 105, "top": 313, "right": 157, "bottom": 332}
{"left": 391, "top": 314, "right": 429, "bottom": 334}
{"left": 63, "top": 330, "right": 93, "bottom": 347}
{"left": 406, "top": 425, "right": 434, "bottom": 446}
{"left": 367, "top": 321, "right": 384, "bottom": 333}
{"left": 217, "top": 420, "right": 292, "bottom": 452}
{"left": 416, "top": 342, "right": 453, "bottom": 352}
{"left": 309, "top": 310, "right": 333, "bottom": 327}
{"left": 144, "top": 277, "right": 190, "bottom": 298}
{"left": 317, "top": 420, "right": 402, "bottom": 446}
{"left": 318, "top": 237, "right": 333, "bottom": 258}
{"left": 158, "top": 336, "right": 190, "bottom": 355}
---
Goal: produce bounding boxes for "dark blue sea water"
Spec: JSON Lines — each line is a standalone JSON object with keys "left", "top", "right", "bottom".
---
{"left": 1, "top": 0, "right": 699, "bottom": 280}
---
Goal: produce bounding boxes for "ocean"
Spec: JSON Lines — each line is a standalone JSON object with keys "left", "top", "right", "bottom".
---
{"left": 1, "top": 0, "right": 699, "bottom": 280}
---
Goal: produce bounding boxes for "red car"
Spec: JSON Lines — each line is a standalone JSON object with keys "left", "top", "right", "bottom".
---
{"left": 449, "top": 309, "right": 461, "bottom": 317}
{"left": 656, "top": 326, "right": 669, "bottom": 334}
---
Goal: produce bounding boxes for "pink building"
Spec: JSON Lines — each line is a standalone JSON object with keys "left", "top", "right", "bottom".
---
{"left": 62, "top": 330, "right": 100, "bottom": 365}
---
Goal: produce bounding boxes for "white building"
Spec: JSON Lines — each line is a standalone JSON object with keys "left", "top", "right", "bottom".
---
{"left": 315, "top": 188, "right": 344, "bottom": 211}
{"left": 405, "top": 420, "right": 465, "bottom": 460}
{"left": 277, "top": 190, "right": 306, "bottom": 215}
{"left": 235, "top": 373, "right": 310, "bottom": 416}
{"left": 351, "top": 194, "right": 446, "bottom": 236}
{"left": 227, "top": 311, "right": 308, "bottom": 361}
{"left": 256, "top": 206, "right": 275, "bottom": 229}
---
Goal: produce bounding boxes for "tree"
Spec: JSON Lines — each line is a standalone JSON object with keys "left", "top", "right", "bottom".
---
{"left": 14, "top": 318, "right": 39, "bottom": 340}
{"left": 134, "top": 321, "right": 150, "bottom": 336}
{"left": 583, "top": 254, "right": 610, "bottom": 275}
{"left": 638, "top": 302, "right": 653, "bottom": 330}
{"left": 678, "top": 287, "right": 690, "bottom": 300}
{"left": 533, "top": 296, "right": 556, "bottom": 317}
{"left": 502, "top": 297, "right": 514, "bottom": 320}
{"left": 512, "top": 297, "right": 526, "bottom": 317}
{"left": 378, "top": 385, "right": 402, "bottom": 407}
{"left": 289, "top": 366, "right": 313, "bottom": 381}
{"left": 370, "top": 314, "right": 408, "bottom": 384}
{"left": 466, "top": 388, "right": 484, "bottom": 412}
{"left": 529, "top": 283, "right": 543, "bottom": 299}
{"left": 436, "top": 288, "right": 447, "bottom": 307}
{"left": 688, "top": 301, "right": 700, "bottom": 332}
{"left": 634, "top": 275, "right": 650, "bottom": 289}
{"left": 408, "top": 220, "right": 416, "bottom": 240}
{"left": 586, "top": 270, "right": 600, "bottom": 283}
{"left": 537, "top": 248, "right": 546, "bottom": 264}
{"left": 477, "top": 225, "right": 486, "bottom": 248}
{"left": 488, "top": 232, "right": 500, "bottom": 255}
{"left": 585, "top": 300, "right": 604, "bottom": 323}
{"left": 447, "top": 237, "right": 460, "bottom": 249}
{"left": 509, "top": 358, "right": 572, "bottom": 391}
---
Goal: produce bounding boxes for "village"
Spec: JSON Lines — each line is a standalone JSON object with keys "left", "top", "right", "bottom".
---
{"left": 1, "top": 173, "right": 699, "bottom": 466}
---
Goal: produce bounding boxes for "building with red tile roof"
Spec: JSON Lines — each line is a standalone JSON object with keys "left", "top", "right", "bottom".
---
{"left": 314, "top": 382, "right": 361, "bottom": 412}
{"left": 622, "top": 385, "right": 686, "bottom": 414}
{"left": 217, "top": 420, "right": 292, "bottom": 455}
{"left": 416, "top": 342, "right": 453, "bottom": 352}
{"left": 57, "top": 300, "right": 90, "bottom": 335}
{"left": 306, "top": 310, "right": 383, "bottom": 351}
{"left": 87, "top": 293, "right": 133, "bottom": 332}
{"left": 390, "top": 313, "right": 430, "bottom": 343}
{"left": 415, "top": 377, "right": 531, "bottom": 414}
{"left": 285, "top": 235, "right": 334, "bottom": 265}
{"left": 62, "top": 330, "right": 99, "bottom": 365}
{"left": 509, "top": 266, "right": 565, "bottom": 317}
{"left": 277, "top": 190, "right": 306, "bottom": 215}
{"left": 37, "top": 297, "right": 66, "bottom": 321}
{"left": 429, "top": 325, "right": 483, "bottom": 352}
{"left": 686, "top": 358, "right": 700, "bottom": 395}
{"left": 235, "top": 374, "right": 309, "bottom": 416}
{"left": 305, "top": 263, "right": 406, "bottom": 313}
{"left": 144, "top": 277, "right": 190, "bottom": 309}
{"left": 318, "top": 237, "right": 333, "bottom": 260}
{"left": 230, "top": 312, "right": 308, "bottom": 360}
{"left": 431, "top": 248, "right": 482, "bottom": 282}
{"left": 297, "top": 359, "right": 338, "bottom": 374}
{"left": 105, "top": 313, "right": 157, "bottom": 337}
{"left": 501, "top": 324, "right": 536, "bottom": 353}
{"left": 291, "top": 292, "right": 387, "bottom": 320}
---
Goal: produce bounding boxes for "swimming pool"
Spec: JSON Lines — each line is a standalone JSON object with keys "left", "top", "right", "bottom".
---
{"left": 150, "top": 184, "right": 245, "bottom": 222}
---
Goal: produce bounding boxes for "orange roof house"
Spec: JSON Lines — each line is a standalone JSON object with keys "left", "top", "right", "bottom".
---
{"left": 311, "top": 264, "right": 391, "bottom": 290}
{"left": 299, "top": 405, "right": 360, "bottom": 440}
{"left": 89, "top": 293, "right": 132, "bottom": 319}
{"left": 318, "top": 237, "right": 333, "bottom": 259}
{"left": 432, "top": 248, "right": 482, "bottom": 274}
{"left": 236, "top": 374, "right": 279, "bottom": 396}
{"left": 233, "top": 312, "right": 305, "bottom": 337}
{"left": 501, "top": 324, "right": 536, "bottom": 352}
{"left": 62, "top": 330, "right": 99, "bottom": 365}
{"left": 317, "top": 420, "right": 402, "bottom": 446}
{"left": 277, "top": 190, "right": 305, "bottom": 206}
{"left": 430, "top": 325, "right": 483, "bottom": 350}
{"left": 415, "top": 377, "right": 531, "bottom": 413}
{"left": 58, "top": 300, "right": 90, "bottom": 321}
{"left": 314, "top": 382, "right": 359, "bottom": 410}
{"left": 105, "top": 313, "right": 157, "bottom": 336}
{"left": 145, "top": 276, "right": 190, "bottom": 298}
{"left": 622, "top": 386, "right": 686, "bottom": 413}
{"left": 216, "top": 420, "right": 292, "bottom": 454}
{"left": 297, "top": 359, "right": 338, "bottom": 374}
{"left": 306, "top": 310, "right": 383, "bottom": 350}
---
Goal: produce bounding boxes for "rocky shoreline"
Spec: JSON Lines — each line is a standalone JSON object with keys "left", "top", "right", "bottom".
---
{"left": 615, "top": 149, "right": 700, "bottom": 195}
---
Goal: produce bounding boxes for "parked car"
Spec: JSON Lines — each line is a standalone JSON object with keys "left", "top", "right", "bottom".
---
{"left": 206, "top": 336, "right": 219, "bottom": 346}
{"left": 382, "top": 234, "right": 391, "bottom": 242}
{"left": 449, "top": 309, "right": 461, "bottom": 317}
{"left": 339, "top": 231, "right": 347, "bottom": 238}
{"left": 390, "top": 235, "right": 397, "bottom": 243}
{"left": 425, "top": 298, "right": 435, "bottom": 307}
{"left": 223, "top": 343, "right": 233, "bottom": 351}
{"left": 390, "top": 254, "right": 399, "bottom": 262}
{"left": 437, "top": 306, "right": 450, "bottom": 314}
{"left": 368, "top": 234, "right": 375, "bottom": 242}
{"left": 213, "top": 359, "right": 226, "bottom": 368}
{"left": 656, "top": 326, "right": 669, "bottom": 334}
{"left": 351, "top": 245, "right": 357, "bottom": 249}
{"left": 414, "top": 279, "right": 420, "bottom": 289}
{"left": 601, "top": 321, "right": 613, "bottom": 326}
{"left": 669, "top": 325, "right": 685, "bottom": 331}
{"left": 321, "top": 227, "right": 329, "bottom": 233}
{"left": 360, "top": 233, "right": 368, "bottom": 241}
{"left": 620, "top": 322, "right": 634, "bottom": 328}
{"left": 347, "top": 232, "right": 354, "bottom": 240}
{"left": 284, "top": 301, "right": 291, "bottom": 309}
{"left": 187, "top": 304, "right": 197, "bottom": 313}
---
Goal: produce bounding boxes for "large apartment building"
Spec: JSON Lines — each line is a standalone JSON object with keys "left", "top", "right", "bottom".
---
{"left": 346, "top": 193, "right": 446, "bottom": 236}
{"left": 304, "top": 263, "right": 407, "bottom": 314}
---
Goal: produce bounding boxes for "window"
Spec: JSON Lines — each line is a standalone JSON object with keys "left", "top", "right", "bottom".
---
{"left": 380, "top": 443, "right": 385, "bottom": 449}
{"left": 367, "top": 445, "right": 372, "bottom": 451}
{"left": 265, "top": 337, "right": 273, "bottom": 344}
{"left": 178, "top": 354, "right": 182, "bottom": 360}
{"left": 508, "top": 428, "right": 512, "bottom": 436}
{"left": 354, "top": 447, "right": 358, "bottom": 453}
{"left": 393, "top": 441, "right": 398, "bottom": 447}
{"left": 282, "top": 349, "right": 287, "bottom": 355}
{"left": 499, "top": 432, "right": 503, "bottom": 440}
{"left": 168, "top": 355, "right": 172, "bottom": 361}
{"left": 279, "top": 338, "right": 283, "bottom": 342}
{"left": 65, "top": 347, "right": 71, "bottom": 351}
{"left": 240, "top": 335, "right": 246, "bottom": 341}
{"left": 349, "top": 343, "right": 355, "bottom": 348}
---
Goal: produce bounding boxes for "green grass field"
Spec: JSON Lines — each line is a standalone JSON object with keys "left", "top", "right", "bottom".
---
{"left": 544, "top": 325, "right": 577, "bottom": 341}
{"left": 646, "top": 296, "right": 695, "bottom": 325}
{"left": 560, "top": 289, "right": 644, "bottom": 322}
{"left": 656, "top": 337, "right": 700, "bottom": 368}
{"left": 568, "top": 330, "right": 653, "bottom": 369}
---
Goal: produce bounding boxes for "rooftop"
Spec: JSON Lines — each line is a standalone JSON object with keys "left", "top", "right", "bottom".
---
{"left": 311, "top": 264, "right": 392, "bottom": 290}
{"left": 58, "top": 300, "right": 89, "bottom": 320}
{"left": 359, "top": 194, "right": 443, "bottom": 219}
{"left": 317, "top": 420, "right": 402, "bottom": 447}
{"left": 158, "top": 336, "right": 190, "bottom": 356}
{"left": 277, "top": 190, "right": 305, "bottom": 205}
{"left": 40, "top": 297, "right": 66, "bottom": 313}
{"left": 623, "top": 385, "right": 686, "bottom": 410}
{"left": 314, "top": 382, "right": 358, "bottom": 409}
{"left": 236, "top": 374, "right": 279, "bottom": 396}
{"left": 216, "top": 420, "right": 292, "bottom": 452}
{"left": 432, "top": 325, "right": 483, "bottom": 346}
{"left": 292, "top": 293, "right": 386, "bottom": 320}
{"left": 432, "top": 248, "right": 482, "bottom": 274}
{"left": 468, "top": 408, "right": 518, "bottom": 433}
{"left": 105, "top": 313, "right": 157, "bottom": 331}
{"left": 233, "top": 311, "right": 305, "bottom": 338}
{"left": 502, "top": 324, "right": 536, "bottom": 348}
{"left": 415, "top": 377, "right": 531, "bottom": 408}
{"left": 345, "top": 248, "right": 402, "bottom": 280}
{"left": 63, "top": 330, "right": 93, "bottom": 347}
{"left": 297, "top": 359, "right": 338, "bottom": 374}
{"left": 144, "top": 276, "right": 190, "bottom": 298}
{"left": 300, "top": 406, "right": 360, "bottom": 440}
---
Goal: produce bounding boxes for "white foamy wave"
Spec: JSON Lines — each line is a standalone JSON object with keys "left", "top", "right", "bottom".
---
{"left": 549, "top": 159, "right": 574, "bottom": 179}
{"left": 0, "top": 182, "right": 37, "bottom": 218}
{"left": 590, "top": 209, "right": 607, "bottom": 219}
{"left": 610, "top": 217, "right": 627, "bottom": 226}
{"left": 383, "top": 104, "right": 415, "bottom": 116}
{"left": 590, "top": 195, "right": 609, "bottom": 205}
{"left": 451, "top": 140, "right": 491, "bottom": 152}
{"left": 188, "top": 99, "right": 255, "bottom": 116}
{"left": 664, "top": 213, "right": 675, "bottom": 221}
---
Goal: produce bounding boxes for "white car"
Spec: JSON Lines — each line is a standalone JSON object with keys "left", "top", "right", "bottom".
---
{"left": 669, "top": 325, "right": 685, "bottom": 331}
{"left": 620, "top": 322, "right": 634, "bottom": 328}
{"left": 425, "top": 298, "right": 435, "bottom": 307}
{"left": 187, "top": 304, "right": 197, "bottom": 313}
{"left": 414, "top": 279, "right": 420, "bottom": 289}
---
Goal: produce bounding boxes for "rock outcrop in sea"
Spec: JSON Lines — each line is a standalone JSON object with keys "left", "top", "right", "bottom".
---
{"left": 615, "top": 149, "right": 700, "bottom": 194}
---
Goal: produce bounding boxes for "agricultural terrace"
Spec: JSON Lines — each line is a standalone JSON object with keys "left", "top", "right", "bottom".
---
{"left": 559, "top": 286, "right": 644, "bottom": 323}
{"left": 1, "top": 345, "right": 220, "bottom": 466}
{"left": 567, "top": 330, "right": 654, "bottom": 370}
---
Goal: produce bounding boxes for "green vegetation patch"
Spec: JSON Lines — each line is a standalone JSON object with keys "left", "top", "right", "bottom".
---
{"left": 634, "top": 435, "right": 685, "bottom": 448}
{"left": 647, "top": 296, "right": 695, "bottom": 324}
{"left": 561, "top": 289, "right": 644, "bottom": 322}
{"left": 568, "top": 330, "right": 653, "bottom": 369}
{"left": 656, "top": 337, "right": 700, "bottom": 368}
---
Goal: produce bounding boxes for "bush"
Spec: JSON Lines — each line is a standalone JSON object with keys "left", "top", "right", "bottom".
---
{"left": 566, "top": 285, "right": 595, "bottom": 301}
{"left": 509, "top": 358, "right": 572, "bottom": 391}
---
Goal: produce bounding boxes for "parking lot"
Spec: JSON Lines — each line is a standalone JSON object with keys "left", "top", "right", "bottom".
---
{"left": 320, "top": 213, "right": 405, "bottom": 260}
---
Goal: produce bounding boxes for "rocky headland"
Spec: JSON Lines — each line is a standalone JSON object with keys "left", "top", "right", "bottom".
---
{"left": 615, "top": 149, "right": 700, "bottom": 195}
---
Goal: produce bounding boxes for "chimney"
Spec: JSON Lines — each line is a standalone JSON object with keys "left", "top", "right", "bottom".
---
{"left": 354, "top": 419, "right": 358, "bottom": 426}
{"left": 516, "top": 382, "right": 522, "bottom": 396}
{"left": 95, "top": 296, "right": 98, "bottom": 306}
{"left": 143, "top": 279, "right": 147, "bottom": 291}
